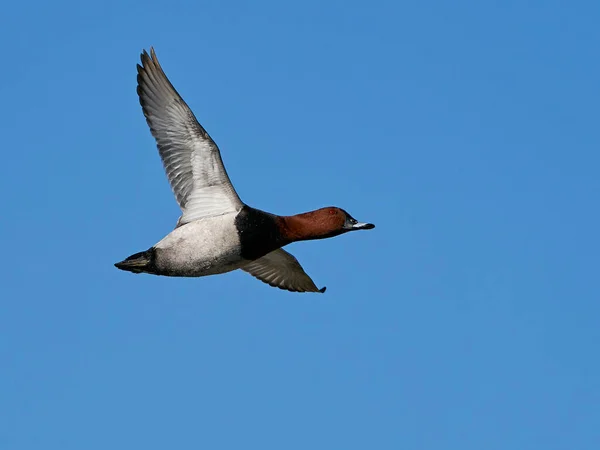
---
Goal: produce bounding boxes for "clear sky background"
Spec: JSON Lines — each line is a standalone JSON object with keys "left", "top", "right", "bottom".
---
{"left": 1, "top": 1, "right": 599, "bottom": 449}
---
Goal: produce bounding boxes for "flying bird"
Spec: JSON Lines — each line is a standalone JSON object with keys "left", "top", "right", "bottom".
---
{"left": 115, "top": 48, "right": 375, "bottom": 293}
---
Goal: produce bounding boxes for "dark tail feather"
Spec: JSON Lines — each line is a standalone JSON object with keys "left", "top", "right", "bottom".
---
{"left": 114, "top": 248, "right": 156, "bottom": 274}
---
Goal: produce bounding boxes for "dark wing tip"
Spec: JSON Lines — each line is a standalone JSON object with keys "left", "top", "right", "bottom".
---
{"left": 261, "top": 279, "right": 326, "bottom": 294}
{"left": 140, "top": 47, "right": 154, "bottom": 64}
{"left": 135, "top": 46, "right": 181, "bottom": 108}
{"left": 136, "top": 48, "right": 162, "bottom": 113}
{"left": 138, "top": 47, "right": 160, "bottom": 76}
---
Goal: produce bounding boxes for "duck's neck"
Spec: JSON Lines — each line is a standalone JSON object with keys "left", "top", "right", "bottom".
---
{"left": 234, "top": 206, "right": 342, "bottom": 261}
{"left": 279, "top": 211, "right": 341, "bottom": 242}
{"left": 279, "top": 215, "right": 312, "bottom": 242}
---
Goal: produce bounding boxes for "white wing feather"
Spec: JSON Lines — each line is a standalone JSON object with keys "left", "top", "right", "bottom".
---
{"left": 137, "top": 48, "right": 243, "bottom": 225}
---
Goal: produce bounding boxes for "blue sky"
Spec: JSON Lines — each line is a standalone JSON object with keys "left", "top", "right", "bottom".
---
{"left": 1, "top": 0, "right": 599, "bottom": 448}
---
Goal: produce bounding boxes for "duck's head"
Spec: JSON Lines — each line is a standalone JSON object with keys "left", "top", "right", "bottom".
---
{"left": 281, "top": 207, "right": 375, "bottom": 242}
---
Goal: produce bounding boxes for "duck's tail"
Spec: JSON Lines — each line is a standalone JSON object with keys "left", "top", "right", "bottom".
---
{"left": 114, "top": 248, "right": 156, "bottom": 274}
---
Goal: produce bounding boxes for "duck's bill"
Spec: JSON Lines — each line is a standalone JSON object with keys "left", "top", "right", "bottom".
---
{"left": 351, "top": 222, "right": 375, "bottom": 230}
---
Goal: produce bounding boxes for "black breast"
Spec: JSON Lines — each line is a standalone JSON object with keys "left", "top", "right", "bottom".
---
{"left": 234, "top": 206, "right": 285, "bottom": 260}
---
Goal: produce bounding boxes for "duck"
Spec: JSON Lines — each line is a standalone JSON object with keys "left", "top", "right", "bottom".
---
{"left": 115, "top": 48, "right": 375, "bottom": 293}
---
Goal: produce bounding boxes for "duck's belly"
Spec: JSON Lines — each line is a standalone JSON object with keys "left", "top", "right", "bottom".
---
{"left": 152, "top": 213, "right": 246, "bottom": 277}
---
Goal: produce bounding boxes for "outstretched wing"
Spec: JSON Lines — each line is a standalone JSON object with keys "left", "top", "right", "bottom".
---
{"left": 241, "top": 249, "right": 326, "bottom": 293}
{"left": 137, "top": 48, "right": 243, "bottom": 225}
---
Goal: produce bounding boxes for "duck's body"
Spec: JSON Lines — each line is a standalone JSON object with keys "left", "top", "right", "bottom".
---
{"left": 140, "top": 213, "right": 245, "bottom": 277}
{"left": 115, "top": 48, "right": 374, "bottom": 293}
{"left": 122, "top": 206, "right": 283, "bottom": 278}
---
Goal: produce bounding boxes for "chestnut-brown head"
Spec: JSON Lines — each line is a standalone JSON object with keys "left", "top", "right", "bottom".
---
{"left": 280, "top": 207, "right": 375, "bottom": 243}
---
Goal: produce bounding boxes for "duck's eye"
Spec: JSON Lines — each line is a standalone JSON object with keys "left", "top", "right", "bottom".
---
{"left": 329, "top": 209, "right": 337, "bottom": 215}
